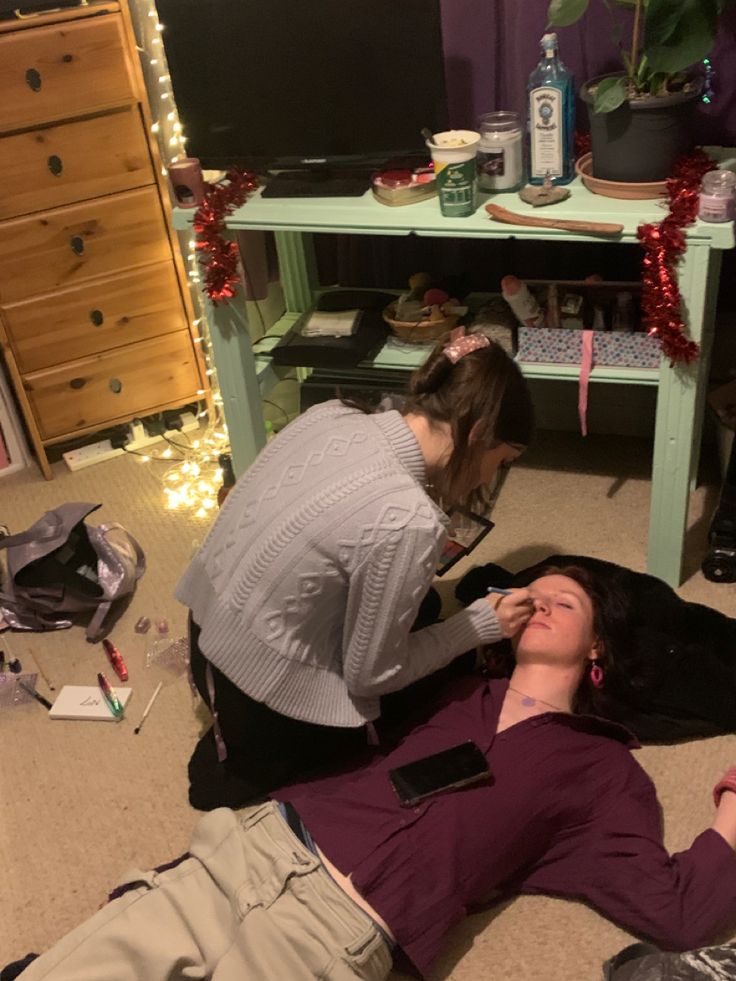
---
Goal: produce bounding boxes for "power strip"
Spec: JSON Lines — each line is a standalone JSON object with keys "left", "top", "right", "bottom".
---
{"left": 63, "top": 413, "right": 200, "bottom": 472}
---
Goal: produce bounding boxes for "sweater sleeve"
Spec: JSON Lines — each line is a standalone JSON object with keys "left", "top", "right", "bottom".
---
{"left": 518, "top": 758, "right": 736, "bottom": 951}
{"left": 342, "top": 520, "right": 502, "bottom": 698}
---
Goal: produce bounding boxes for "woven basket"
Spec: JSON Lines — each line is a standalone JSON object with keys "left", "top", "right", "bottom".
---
{"left": 382, "top": 301, "right": 459, "bottom": 344}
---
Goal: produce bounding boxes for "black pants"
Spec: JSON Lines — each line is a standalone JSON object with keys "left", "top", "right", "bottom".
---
{"left": 187, "top": 618, "right": 370, "bottom": 811}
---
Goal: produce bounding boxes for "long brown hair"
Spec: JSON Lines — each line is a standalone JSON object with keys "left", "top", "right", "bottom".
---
{"left": 402, "top": 334, "right": 534, "bottom": 508}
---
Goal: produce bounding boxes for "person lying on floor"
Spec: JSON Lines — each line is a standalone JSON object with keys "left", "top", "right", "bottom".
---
{"left": 7, "top": 565, "right": 736, "bottom": 981}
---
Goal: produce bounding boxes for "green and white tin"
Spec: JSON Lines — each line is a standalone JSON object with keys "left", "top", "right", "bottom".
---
{"left": 426, "top": 129, "right": 480, "bottom": 218}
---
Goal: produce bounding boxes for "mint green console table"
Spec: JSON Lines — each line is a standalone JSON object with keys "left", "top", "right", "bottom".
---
{"left": 174, "top": 158, "right": 734, "bottom": 587}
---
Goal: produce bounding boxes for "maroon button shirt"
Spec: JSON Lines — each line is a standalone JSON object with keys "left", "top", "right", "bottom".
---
{"left": 277, "top": 676, "right": 736, "bottom": 978}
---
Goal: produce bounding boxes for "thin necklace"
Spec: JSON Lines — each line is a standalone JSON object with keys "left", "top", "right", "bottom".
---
{"left": 507, "top": 685, "right": 567, "bottom": 713}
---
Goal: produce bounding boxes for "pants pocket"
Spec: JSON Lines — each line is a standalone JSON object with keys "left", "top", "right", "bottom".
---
{"left": 342, "top": 927, "right": 392, "bottom": 978}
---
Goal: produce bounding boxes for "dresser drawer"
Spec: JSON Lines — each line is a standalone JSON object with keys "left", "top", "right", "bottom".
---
{"left": 0, "top": 14, "right": 136, "bottom": 134}
{"left": 0, "top": 106, "right": 152, "bottom": 220}
{"left": 24, "top": 331, "right": 202, "bottom": 441}
{"left": 3, "top": 263, "right": 187, "bottom": 373}
{"left": 0, "top": 187, "right": 171, "bottom": 304}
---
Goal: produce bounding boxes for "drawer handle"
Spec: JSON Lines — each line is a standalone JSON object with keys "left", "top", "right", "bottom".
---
{"left": 25, "top": 68, "right": 42, "bottom": 92}
{"left": 47, "top": 155, "right": 63, "bottom": 177}
{"left": 69, "top": 378, "right": 86, "bottom": 390}
{"left": 70, "top": 235, "right": 85, "bottom": 256}
{"left": 109, "top": 378, "right": 123, "bottom": 395}
{"left": 89, "top": 309, "right": 104, "bottom": 327}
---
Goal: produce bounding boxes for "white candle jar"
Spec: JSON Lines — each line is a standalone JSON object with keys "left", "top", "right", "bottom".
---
{"left": 477, "top": 111, "right": 524, "bottom": 192}
{"left": 699, "top": 169, "right": 736, "bottom": 223}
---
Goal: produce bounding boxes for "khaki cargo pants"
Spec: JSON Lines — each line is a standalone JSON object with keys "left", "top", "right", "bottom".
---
{"left": 22, "top": 802, "right": 393, "bottom": 980}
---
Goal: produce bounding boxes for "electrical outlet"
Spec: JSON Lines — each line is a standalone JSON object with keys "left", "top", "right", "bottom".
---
{"left": 126, "top": 412, "right": 199, "bottom": 452}
{"left": 62, "top": 412, "right": 201, "bottom": 472}
{"left": 62, "top": 436, "right": 128, "bottom": 471}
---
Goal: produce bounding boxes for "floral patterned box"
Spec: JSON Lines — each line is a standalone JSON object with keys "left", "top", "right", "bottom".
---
{"left": 517, "top": 327, "right": 661, "bottom": 369}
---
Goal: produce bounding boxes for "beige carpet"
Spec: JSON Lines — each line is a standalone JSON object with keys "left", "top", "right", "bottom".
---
{"left": 1, "top": 430, "right": 734, "bottom": 980}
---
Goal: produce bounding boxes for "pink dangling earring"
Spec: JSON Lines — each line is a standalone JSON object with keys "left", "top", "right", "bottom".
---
{"left": 590, "top": 661, "right": 604, "bottom": 689}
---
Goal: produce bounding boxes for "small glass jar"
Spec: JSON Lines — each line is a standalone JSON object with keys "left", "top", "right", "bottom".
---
{"left": 698, "top": 170, "right": 736, "bottom": 223}
{"left": 477, "top": 111, "right": 524, "bottom": 192}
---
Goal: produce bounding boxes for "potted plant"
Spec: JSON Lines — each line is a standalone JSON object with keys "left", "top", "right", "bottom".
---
{"left": 547, "top": 0, "right": 734, "bottom": 182}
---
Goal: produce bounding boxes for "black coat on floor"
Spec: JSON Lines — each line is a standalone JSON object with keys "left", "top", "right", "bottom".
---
{"left": 455, "top": 555, "right": 736, "bottom": 743}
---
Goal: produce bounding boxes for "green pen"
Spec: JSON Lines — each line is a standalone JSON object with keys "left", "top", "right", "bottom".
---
{"left": 97, "top": 671, "right": 125, "bottom": 719}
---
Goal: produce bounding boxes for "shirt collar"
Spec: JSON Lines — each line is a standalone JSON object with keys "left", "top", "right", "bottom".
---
{"left": 491, "top": 678, "right": 640, "bottom": 749}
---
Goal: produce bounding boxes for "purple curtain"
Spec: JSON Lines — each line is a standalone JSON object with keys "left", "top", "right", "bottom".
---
{"left": 440, "top": 0, "right": 736, "bottom": 144}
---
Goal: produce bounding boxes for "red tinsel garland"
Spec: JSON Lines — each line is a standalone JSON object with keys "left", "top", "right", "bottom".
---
{"left": 193, "top": 168, "right": 259, "bottom": 304}
{"left": 637, "top": 149, "right": 716, "bottom": 364}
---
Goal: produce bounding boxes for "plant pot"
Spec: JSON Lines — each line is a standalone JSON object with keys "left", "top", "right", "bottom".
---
{"left": 581, "top": 75, "right": 703, "bottom": 183}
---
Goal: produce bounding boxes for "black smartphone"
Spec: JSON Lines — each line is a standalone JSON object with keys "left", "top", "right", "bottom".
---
{"left": 436, "top": 508, "right": 495, "bottom": 577}
{"left": 388, "top": 741, "right": 491, "bottom": 808}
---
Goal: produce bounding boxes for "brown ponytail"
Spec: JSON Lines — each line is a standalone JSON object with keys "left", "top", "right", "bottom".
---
{"left": 403, "top": 333, "right": 534, "bottom": 507}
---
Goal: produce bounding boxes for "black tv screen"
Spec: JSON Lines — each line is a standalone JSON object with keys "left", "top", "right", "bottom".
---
{"left": 156, "top": 0, "right": 449, "bottom": 171}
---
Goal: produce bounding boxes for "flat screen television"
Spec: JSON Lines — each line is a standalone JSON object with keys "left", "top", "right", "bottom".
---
{"left": 156, "top": 0, "right": 449, "bottom": 192}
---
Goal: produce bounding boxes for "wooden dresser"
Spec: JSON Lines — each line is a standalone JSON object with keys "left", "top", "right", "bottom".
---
{"left": 0, "top": 1, "right": 207, "bottom": 478}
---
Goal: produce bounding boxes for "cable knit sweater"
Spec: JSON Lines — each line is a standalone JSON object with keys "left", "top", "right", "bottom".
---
{"left": 175, "top": 401, "right": 501, "bottom": 726}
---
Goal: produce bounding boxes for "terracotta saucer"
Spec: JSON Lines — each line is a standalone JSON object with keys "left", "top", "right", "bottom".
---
{"left": 576, "top": 153, "right": 667, "bottom": 200}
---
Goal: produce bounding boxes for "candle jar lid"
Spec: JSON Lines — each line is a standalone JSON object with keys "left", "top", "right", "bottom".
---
{"left": 701, "top": 169, "right": 736, "bottom": 196}
{"left": 374, "top": 169, "right": 413, "bottom": 189}
{"left": 478, "top": 111, "right": 522, "bottom": 135}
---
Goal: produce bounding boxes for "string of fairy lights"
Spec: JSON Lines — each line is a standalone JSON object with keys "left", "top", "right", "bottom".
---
{"left": 128, "top": 0, "right": 230, "bottom": 518}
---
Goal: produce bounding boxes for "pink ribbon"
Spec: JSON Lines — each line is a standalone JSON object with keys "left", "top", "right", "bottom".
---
{"left": 578, "top": 330, "right": 594, "bottom": 437}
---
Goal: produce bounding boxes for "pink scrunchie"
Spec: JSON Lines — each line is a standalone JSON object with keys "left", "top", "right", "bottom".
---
{"left": 444, "top": 333, "right": 490, "bottom": 364}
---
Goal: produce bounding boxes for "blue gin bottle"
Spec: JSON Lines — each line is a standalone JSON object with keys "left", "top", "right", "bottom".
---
{"left": 527, "top": 32, "right": 575, "bottom": 185}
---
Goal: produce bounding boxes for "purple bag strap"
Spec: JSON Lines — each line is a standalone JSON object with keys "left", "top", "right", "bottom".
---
{"left": 0, "top": 503, "right": 100, "bottom": 564}
{"left": 96, "top": 522, "right": 146, "bottom": 580}
{"left": 0, "top": 516, "right": 61, "bottom": 549}
{"left": 84, "top": 523, "right": 146, "bottom": 641}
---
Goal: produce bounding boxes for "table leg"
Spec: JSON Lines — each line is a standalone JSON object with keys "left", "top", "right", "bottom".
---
{"left": 647, "top": 245, "right": 721, "bottom": 586}
{"left": 204, "top": 233, "right": 315, "bottom": 476}
{"left": 204, "top": 295, "right": 266, "bottom": 478}
{"left": 274, "top": 230, "right": 317, "bottom": 312}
